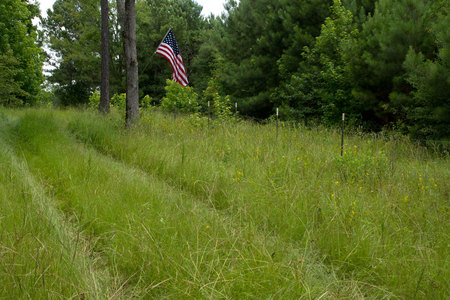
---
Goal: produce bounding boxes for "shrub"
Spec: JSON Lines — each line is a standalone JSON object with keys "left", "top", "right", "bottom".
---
{"left": 140, "top": 95, "right": 153, "bottom": 109}
{"left": 161, "top": 79, "right": 200, "bottom": 113}
{"left": 88, "top": 91, "right": 127, "bottom": 113}
{"left": 203, "top": 77, "right": 234, "bottom": 121}
{"left": 88, "top": 90, "right": 100, "bottom": 108}
{"left": 110, "top": 93, "right": 126, "bottom": 112}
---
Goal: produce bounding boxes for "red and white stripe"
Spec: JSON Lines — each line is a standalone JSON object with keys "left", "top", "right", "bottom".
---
{"left": 156, "top": 42, "right": 188, "bottom": 87}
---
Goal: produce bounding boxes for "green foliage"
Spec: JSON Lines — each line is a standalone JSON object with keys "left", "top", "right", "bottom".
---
{"left": 274, "top": 0, "right": 449, "bottom": 139}
{"left": 89, "top": 90, "right": 126, "bottom": 113}
{"left": 110, "top": 93, "right": 126, "bottom": 112}
{"left": 140, "top": 94, "right": 152, "bottom": 109}
{"left": 54, "top": 82, "right": 92, "bottom": 107}
{"left": 342, "top": 0, "right": 376, "bottom": 24}
{"left": 216, "top": 0, "right": 332, "bottom": 118}
{"left": 161, "top": 79, "right": 200, "bottom": 113}
{"left": 89, "top": 91, "right": 152, "bottom": 115}
{"left": 136, "top": 0, "right": 206, "bottom": 99}
{"left": 0, "top": 54, "right": 27, "bottom": 106}
{"left": 43, "top": 0, "right": 207, "bottom": 105}
{"left": 347, "top": 0, "right": 437, "bottom": 129}
{"left": 189, "top": 16, "right": 224, "bottom": 92}
{"left": 276, "top": 0, "right": 333, "bottom": 78}
{"left": 0, "top": 0, "right": 44, "bottom": 105}
{"left": 43, "top": 0, "right": 102, "bottom": 105}
{"left": 37, "top": 0, "right": 449, "bottom": 139}
{"left": 277, "top": 0, "right": 360, "bottom": 124}
{"left": 213, "top": 95, "right": 234, "bottom": 121}
{"left": 402, "top": 6, "right": 450, "bottom": 140}
{"left": 186, "top": 112, "right": 209, "bottom": 128}
{"left": 35, "top": 90, "right": 56, "bottom": 108}
{"left": 203, "top": 77, "right": 234, "bottom": 121}
{"left": 88, "top": 90, "right": 100, "bottom": 108}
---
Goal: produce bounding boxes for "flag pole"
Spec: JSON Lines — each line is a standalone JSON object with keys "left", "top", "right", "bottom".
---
{"left": 154, "top": 28, "right": 172, "bottom": 54}
{"left": 142, "top": 28, "right": 172, "bottom": 73}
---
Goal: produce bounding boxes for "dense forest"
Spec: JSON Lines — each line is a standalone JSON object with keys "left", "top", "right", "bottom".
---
{"left": 1, "top": 0, "right": 449, "bottom": 139}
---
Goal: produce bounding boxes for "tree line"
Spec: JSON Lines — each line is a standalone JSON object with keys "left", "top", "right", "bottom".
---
{"left": 1, "top": 0, "right": 448, "bottom": 139}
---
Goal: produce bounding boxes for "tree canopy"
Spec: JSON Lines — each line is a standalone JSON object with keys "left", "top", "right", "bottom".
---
{"left": 0, "top": 0, "right": 44, "bottom": 105}
{"left": 1, "top": 0, "right": 448, "bottom": 139}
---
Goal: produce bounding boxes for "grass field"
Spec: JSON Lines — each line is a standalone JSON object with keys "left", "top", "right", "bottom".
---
{"left": 0, "top": 107, "right": 448, "bottom": 299}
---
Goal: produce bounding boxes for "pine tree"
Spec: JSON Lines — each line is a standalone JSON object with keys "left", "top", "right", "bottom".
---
{"left": 100, "top": 0, "right": 110, "bottom": 113}
{"left": 277, "top": 0, "right": 359, "bottom": 124}
{"left": 348, "top": 0, "right": 436, "bottom": 129}
{"left": 117, "top": 0, "right": 139, "bottom": 126}
{"left": 217, "top": 0, "right": 331, "bottom": 118}
{"left": 402, "top": 1, "right": 450, "bottom": 139}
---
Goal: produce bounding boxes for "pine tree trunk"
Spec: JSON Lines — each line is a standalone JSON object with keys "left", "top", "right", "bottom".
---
{"left": 123, "top": 0, "right": 139, "bottom": 127}
{"left": 100, "top": 0, "right": 110, "bottom": 113}
{"left": 116, "top": 0, "right": 125, "bottom": 28}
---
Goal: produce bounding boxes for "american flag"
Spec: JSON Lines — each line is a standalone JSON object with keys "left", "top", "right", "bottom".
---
{"left": 156, "top": 29, "right": 188, "bottom": 86}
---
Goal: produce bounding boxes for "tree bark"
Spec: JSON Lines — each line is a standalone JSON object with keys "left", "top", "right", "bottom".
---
{"left": 116, "top": 0, "right": 125, "bottom": 31}
{"left": 119, "top": 0, "right": 139, "bottom": 127}
{"left": 100, "top": 0, "right": 110, "bottom": 113}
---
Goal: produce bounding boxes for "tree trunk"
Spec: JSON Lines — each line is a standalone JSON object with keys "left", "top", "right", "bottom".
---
{"left": 120, "top": 0, "right": 139, "bottom": 127}
{"left": 100, "top": 0, "right": 110, "bottom": 113}
{"left": 116, "top": 0, "right": 125, "bottom": 31}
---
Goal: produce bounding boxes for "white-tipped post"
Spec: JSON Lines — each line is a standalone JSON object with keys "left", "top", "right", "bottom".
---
{"left": 208, "top": 101, "right": 211, "bottom": 128}
{"left": 276, "top": 108, "right": 279, "bottom": 139}
{"left": 341, "top": 113, "right": 345, "bottom": 156}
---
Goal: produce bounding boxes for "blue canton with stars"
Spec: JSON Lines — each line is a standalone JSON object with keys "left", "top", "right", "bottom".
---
{"left": 163, "top": 30, "right": 180, "bottom": 56}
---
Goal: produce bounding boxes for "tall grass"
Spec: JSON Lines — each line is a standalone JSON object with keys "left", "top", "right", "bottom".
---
{"left": 0, "top": 111, "right": 112, "bottom": 299}
{"left": 0, "top": 107, "right": 448, "bottom": 298}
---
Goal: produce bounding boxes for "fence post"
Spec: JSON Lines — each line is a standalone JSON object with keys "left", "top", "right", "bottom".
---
{"left": 390, "top": 135, "right": 397, "bottom": 174}
{"left": 276, "top": 108, "right": 279, "bottom": 140}
{"left": 341, "top": 113, "right": 345, "bottom": 156}
{"left": 173, "top": 101, "right": 177, "bottom": 122}
{"left": 208, "top": 101, "right": 211, "bottom": 129}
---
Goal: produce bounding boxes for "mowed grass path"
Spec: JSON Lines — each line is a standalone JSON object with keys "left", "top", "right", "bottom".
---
{"left": 0, "top": 108, "right": 448, "bottom": 298}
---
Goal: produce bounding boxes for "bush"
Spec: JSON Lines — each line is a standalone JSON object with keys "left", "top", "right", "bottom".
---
{"left": 140, "top": 95, "right": 153, "bottom": 110}
{"left": 161, "top": 79, "right": 200, "bottom": 113}
{"left": 88, "top": 91, "right": 126, "bottom": 113}
{"left": 88, "top": 90, "right": 100, "bottom": 108}
{"left": 110, "top": 93, "right": 126, "bottom": 112}
{"left": 203, "top": 77, "right": 234, "bottom": 121}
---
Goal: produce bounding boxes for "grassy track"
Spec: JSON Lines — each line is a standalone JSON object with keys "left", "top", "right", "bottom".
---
{"left": 0, "top": 111, "right": 113, "bottom": 298}
{"left": 0, "top": 108, "right": 448, "bottom": 298}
